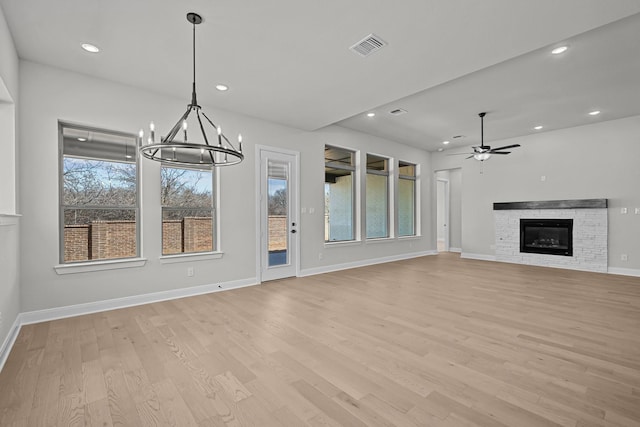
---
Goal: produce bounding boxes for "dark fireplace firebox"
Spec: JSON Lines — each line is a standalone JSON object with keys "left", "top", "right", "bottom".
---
{"left": 520, "top": 219, "right": 573, "bottom": 256}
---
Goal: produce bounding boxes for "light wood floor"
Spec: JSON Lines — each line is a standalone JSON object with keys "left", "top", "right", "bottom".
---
{"left": 1, "top": 254, "right": 640, "bottom": 426}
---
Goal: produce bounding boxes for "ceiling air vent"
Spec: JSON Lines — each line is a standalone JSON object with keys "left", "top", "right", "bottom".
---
{"left": 350, "top": 34, "right": 387, "bottom": 57}
{"left": 389, "top": 108, "right": 407, "bottom": 116}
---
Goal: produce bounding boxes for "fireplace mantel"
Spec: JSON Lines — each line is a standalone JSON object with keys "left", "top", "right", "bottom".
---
{"left": 493, "top": 199, "right": 607, "bottom": 210}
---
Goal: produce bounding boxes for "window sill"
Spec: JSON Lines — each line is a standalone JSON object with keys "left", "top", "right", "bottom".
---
{"left": 324, "top": 240, "right": 362, "bottom": 248}
{"left": 55, "top": 257, "right": 147, "bottom": 275}
{"left": 159, "top": 252, "right": 223, "bottom": 264}
{"left": 398, "top": 234, "right": 421, "bottom": 240}
{"left": 365, "top": 237, "right": 395, "bottom": 244}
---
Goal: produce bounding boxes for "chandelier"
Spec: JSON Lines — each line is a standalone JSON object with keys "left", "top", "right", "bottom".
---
{"left": 139, "top": 12, "right": 244, "bottom": 167}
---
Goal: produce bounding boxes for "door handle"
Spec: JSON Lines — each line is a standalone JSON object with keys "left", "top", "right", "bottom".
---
{"left": 291, "top": 229, "right": 297, "bottom": 234}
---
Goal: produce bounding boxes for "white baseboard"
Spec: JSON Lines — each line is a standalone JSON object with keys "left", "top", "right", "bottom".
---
{"left": 0, "top": 316, "right": 22, "bottom": 373}
{"left": 608, "top": 267, "right": 640, "bottom": 278}
{"left": 461, "top": 253, "right": 640, "bottom": 278}
{"left": 449, "top": 247, "right": 462, "bottom": 253}
{"left": 19, "top": 277, "right": 258, "bottom": 326}
{"left": 299, "top": 250, "right": 437, "bottom": 277}
{"left": 461, "top": 252, "right": 497, "bottom": 262}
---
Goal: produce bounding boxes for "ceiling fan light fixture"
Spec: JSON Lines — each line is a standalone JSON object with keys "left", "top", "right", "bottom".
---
{"left": 456, "top": 112, "right": 521, "bottom": 162}
{"left": 474, "top": 152, "right": 491, "bottom": 161}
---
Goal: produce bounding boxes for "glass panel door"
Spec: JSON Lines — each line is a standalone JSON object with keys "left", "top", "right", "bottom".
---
{"left": 259, "top": 148, "right": 298, "bottom": 282}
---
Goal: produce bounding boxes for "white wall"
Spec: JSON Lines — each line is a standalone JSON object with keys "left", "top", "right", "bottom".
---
{"left": 0, "top": 7, "right": 17, "bottom": 102}
{"left": 448, "top": 168, "right": 462, "bottom": 250}
{"left": 432, "top": 115, "right": 640, "bottom": 271}
{"left": 0, "top": 4, "right": 20, "bottom": 359}
{"left": 0, "top": 4, "right": 18, "bottom": 214}
{"left": 18, "top": 60, "right": 434, "bottom": 313}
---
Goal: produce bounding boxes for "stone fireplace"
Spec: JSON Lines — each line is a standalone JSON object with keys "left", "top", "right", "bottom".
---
{"left": 494, "top": 199, "right": 607, "bottom": 272}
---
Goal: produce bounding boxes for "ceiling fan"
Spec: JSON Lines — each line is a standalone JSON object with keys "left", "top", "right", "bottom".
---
{"left": 458, "top": 112, "right": 521, "bottom": 161}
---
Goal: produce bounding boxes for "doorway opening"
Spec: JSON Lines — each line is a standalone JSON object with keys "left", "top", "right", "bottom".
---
{"left": 436, "top": 177, "right": 449, "bottom": 252}
{"left": 435, "top": 168, "right": 462, "bottom": 254}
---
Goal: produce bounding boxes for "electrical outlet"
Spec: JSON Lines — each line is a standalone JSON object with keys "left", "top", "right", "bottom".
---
{"left": 540, "top": 175, "right": 546, "bottom": 182}
{"left": 318, "top": 252, "right": 323, "bottom": 260}
{"left": 621, "top": 254, "right": 628, "bottom": 261}
{"left": 187, "top": 267, "right": 194, "bottom": 277}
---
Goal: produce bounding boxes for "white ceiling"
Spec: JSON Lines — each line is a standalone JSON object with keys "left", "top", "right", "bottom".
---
{"left": 2, "top": 0, "right": 640, "bottom": 151}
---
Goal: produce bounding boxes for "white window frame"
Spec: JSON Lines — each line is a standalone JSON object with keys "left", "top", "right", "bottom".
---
{"left": 324, "top": 144, "right": 360, "bottom": 244}
{"left": 159, "top": 163, "right": 219, "bottom": 257}
{"left": 57, "top": 122, "right": 141, "bottom": 268}
{"left": 365, "top": 153, "right": 392, "bottom": 240}
{"left": 397, "top": 160, "right": 418, "bottom": 237}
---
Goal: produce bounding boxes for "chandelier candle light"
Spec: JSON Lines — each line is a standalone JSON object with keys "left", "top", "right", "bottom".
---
{"left": 139, "top": 12, "right": 244, "bottom": 166}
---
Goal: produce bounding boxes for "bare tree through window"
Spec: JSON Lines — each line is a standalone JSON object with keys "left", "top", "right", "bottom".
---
{"left": 60, "top": 123, "right": 139, "bottom": 263}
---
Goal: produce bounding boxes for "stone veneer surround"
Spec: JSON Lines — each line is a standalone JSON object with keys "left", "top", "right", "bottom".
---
{"left": 494, "top": 199, "right": 608, "bottom": 272}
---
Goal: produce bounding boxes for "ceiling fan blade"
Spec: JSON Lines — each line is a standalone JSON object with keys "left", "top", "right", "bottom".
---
{"left": 490, "top": 151, "right": 511, "bottom": 155}
{"left": 490, "top": 144, "right": 520, "bottom": 152}
{"left": 465, "top": 155, "right": 475, "bottom": 159}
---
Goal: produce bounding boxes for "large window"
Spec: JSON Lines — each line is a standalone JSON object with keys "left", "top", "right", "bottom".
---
{"left": 398, "top": 161, "right": 416, "bottom": 236}
{"left": 60, "top": 123, "right": 139, "bottom": 263}
{"left": 161, "top": 166, "right": 215, "bottom": 255}
{"left": 366, "top": 154, "right": 389, "bottom": 239}
{"left": 324, "top": 145, "right": 356, "bottom": 242}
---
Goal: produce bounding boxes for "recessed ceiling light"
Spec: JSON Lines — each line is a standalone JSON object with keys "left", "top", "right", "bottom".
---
{"left": 81, "top": 43, "right": 100, "bottom": 53}
{"left": 533, "top": 125, "right": 543, "bottom": 130}
{"left": 442, "top": 140, "right": 450, "bottom": 145}
{"left": 77, "top": 137, "right": 87, "bottom": 142}
{"left": 215, "top": 84, "right": 229, "bottom": 91}
{"left": 589, "top": 110, "right": 601, "bottom": 116}
{"left": 366, "top": 112, "right": 376, "bottom": 118}
{"left": 551, "top": 46, "right": 568, "bottom": 55}
{"left": 437, "top": 148, "right": 444, "bottom": 152}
